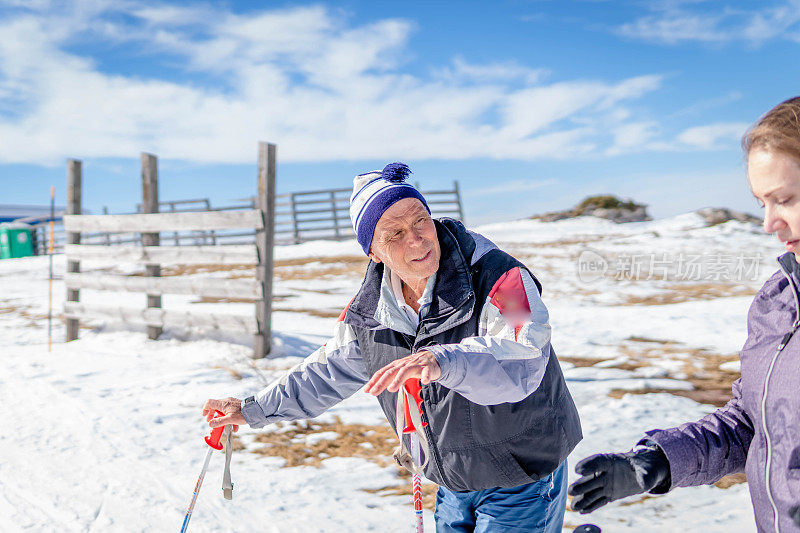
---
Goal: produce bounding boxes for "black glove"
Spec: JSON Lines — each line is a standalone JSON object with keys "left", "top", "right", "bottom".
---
{"left": 568, "top": 444, "right": 670, "bottom": 514}
{"left": 790, "top": 506, "right": 800, "bottom": 526}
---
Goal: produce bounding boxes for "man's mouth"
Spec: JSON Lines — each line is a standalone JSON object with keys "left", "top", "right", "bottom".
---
{"left": 412, "top": 250, "right": 431, "bottom": 262}
{"left": 784, "top": 239, "right": 799, "bottom": 251}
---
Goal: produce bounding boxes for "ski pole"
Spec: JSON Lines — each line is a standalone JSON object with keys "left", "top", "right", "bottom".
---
{"left": 402, "top": 379, "right": 426, "bottom": 533}
{"left": 413, "top": 473, "right": 423, "bottom": 533}
{"left": 47, "top": 186, "right": 54, "bottom": 352}
{"left": 181, "top": 410, "right": 227, "bottom": 533}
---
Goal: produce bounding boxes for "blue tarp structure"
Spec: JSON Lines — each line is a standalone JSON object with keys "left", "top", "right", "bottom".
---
{"left": 0, "top": 204, "right": 64, "bottom": 224}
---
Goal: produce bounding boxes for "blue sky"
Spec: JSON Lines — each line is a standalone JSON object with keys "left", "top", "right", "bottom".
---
{"left": 1, "top": 0, "right": 798, "bottom": 224}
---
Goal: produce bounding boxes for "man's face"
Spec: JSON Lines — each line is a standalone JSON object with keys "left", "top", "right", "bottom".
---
{"left": 368, "top": 197, "right": 441, "bottom": 287}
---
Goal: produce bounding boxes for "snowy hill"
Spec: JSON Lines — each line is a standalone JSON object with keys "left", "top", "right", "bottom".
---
{"left": 0, "top": 212, "right": 777, "bottom": 532}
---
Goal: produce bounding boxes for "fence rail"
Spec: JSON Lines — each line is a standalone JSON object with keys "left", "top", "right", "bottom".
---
{"left": 64, "top": 244, "right": 257, "bottom": 264}
{"left": 63, "top": 302, "right": 258, "bottom": 333}
{"left": 63, "top": 210, "right": 263, "bottom": 233}
{"left": 63, "top": 273, "right": 260, "bottom": 299}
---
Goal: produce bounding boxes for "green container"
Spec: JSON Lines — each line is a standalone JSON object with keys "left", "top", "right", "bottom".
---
{"left": 0, "top": 223, "right": 34, "bottom": 259}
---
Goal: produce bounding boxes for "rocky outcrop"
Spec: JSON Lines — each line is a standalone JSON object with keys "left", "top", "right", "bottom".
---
{"left": 694, "top": 207, "right": 761, "bottom": 226}
{"left": 534, "top": 195, "right": 651, "bottom": 224}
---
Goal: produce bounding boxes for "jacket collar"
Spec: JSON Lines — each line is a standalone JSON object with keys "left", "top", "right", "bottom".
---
{"left": 778, "top": 252, "right": 800, "bottom": 326}
{"left": 347, "top": 219, "right": 475, "bottom": 331}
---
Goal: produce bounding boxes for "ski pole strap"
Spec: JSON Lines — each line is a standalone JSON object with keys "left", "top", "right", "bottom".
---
{"left": 222, "top": 425, "right": 234, "bottom": 500}
{"left": 393, "top": 385, "right": 429, "bottom": 475}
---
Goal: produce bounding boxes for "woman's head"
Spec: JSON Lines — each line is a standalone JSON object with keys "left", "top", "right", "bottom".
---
{"left": 743, "top": 97, "right": 800, "bottom": 161}
{"left": 745, "top": 97, "right": 800, "bottom": 260}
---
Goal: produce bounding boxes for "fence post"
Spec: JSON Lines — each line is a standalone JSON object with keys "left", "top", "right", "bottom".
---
{"left": 290, "top": 192, "right": 300, "bottom": 244}
{"left": 254, "top": 142, "right": 276, "bottom": 358}
{"left": 102, "top": 206, "right": 111, "bottom": 246}
{"left": 168, "top": 202, "right": 179, "bottom": 246}
{"left": 454, "top": 180, "right": 465, "bottom": 223}
{"left": 330, "top": 190, "right": 340, "bottom": 239}
{"left": 66, "top": 159, "right": 82, "bottom": 341}
{"left": 141, "top": 153, "right": 162, "bottom": 340}
{"left": 34, "top": 226, "right": 42, "bottom": 255}
{"left": 204, "top": 199, "right": 217, "bottom": 245}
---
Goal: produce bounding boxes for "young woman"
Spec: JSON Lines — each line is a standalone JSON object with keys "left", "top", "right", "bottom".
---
{"left": 568, "top": 96, "right": 800, "bottom": 533}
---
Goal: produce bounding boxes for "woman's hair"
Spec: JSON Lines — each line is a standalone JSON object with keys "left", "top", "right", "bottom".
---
{"left": 743, "top": 96, "right": 800, "bottom": 161}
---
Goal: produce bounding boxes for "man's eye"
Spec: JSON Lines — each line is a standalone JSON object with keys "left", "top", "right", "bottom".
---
{"left": 777, "top": 197, "right": 793, "bottom": 206}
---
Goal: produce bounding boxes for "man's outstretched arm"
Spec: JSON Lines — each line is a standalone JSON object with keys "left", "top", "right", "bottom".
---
{"left": 204, "top": 319, "right": 368, "bottom": 429}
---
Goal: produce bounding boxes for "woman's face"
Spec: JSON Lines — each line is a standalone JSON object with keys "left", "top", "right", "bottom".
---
{"left": 748, "top": 148, "right": 800, "bottom": 261}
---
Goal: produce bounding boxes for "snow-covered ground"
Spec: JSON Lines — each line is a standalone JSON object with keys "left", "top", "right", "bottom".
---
{"left": 0, "top": 212, "right": 778, "bottom": 532}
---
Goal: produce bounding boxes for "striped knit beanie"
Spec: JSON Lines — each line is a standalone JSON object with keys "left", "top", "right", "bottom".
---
{"left": 350, "top": 162, "right": 430, "bottom": 255}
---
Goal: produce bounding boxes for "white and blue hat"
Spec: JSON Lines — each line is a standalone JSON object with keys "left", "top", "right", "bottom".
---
{"left": 350, "top": 162, "right": 430, "bottom": 255}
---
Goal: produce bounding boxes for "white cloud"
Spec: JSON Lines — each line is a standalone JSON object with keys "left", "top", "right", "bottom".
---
{"left": 0, "top": 1, "right": 678, "bottom": 165}
{"left": 606, "top": 121, "right": 661, "bottom": 154}
{"left": 675, "top": 121, "right": 749, "bottom": 150}
{"left": 617, "top": 13, "right": 730, "bottom": 44}
{"left": 616, "top": 0, "right": 800, "bottom": 46}
{"left": 438, "top": 56, "right": 549, "bottom": 85}
{"left": 467, "top": 178, "right": 557, "bottom": 196}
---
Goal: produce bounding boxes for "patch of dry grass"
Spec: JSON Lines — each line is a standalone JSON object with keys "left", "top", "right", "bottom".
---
{"left": 153, "top": 257, "right": 369, "bottom": 282}
{"left": 274, "top": 256, "right": 367, "bottom": 268}
{"left": 272, "top": 256, "right": 369, "bottom": 281}
{"left": 715, "top": 473, "right": 747, "bottom": 489}
{"left": 607, "top": 337, "right": 740, "bottom": 407}
{"left": 249, "top": 416, "right": 399, "bottom": 468}
{"left": 245, "top": 417, "right": 439, "bottom": 508}
{"left": 148, "top": 264, "right": 254, "bottom": 277}
{"left": 271, "top": 307, "right": 341, "bottom": 318}
{"left": 363, "top": 479, "right": 438, "bottom": 511}
{"left": 621, "top": 283, "right": 757, "bottom": 306}
{"left": 626, "top": 335, "right": 672, "bottom": 344}
{"left": 1, "top": 304, "right": 51, "bottom": 328}
{"left": 195, "top": 296, "right": 256, "bottom": 304}
{"left": 213, "top": 365, "right": 243, "bottom": 380}
{"left": 558, "top": 356, "right": 613, "bottom": 368}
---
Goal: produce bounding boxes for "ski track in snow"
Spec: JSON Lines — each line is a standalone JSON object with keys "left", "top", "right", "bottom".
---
{"left": 0, "top": 213, "right": 774, "bottom": 532}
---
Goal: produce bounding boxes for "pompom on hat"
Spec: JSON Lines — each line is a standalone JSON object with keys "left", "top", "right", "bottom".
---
{"left": 350, "top": 162, "right": 430, "bottom": 255}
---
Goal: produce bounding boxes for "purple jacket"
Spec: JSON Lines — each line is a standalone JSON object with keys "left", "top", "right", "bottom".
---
{"left": 646, "top": 252, "right": 800, "bottom": 533}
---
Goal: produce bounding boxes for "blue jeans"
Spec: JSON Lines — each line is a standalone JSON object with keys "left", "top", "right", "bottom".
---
{"left": 433, "top": 461, "right": 567, "bottom": 533}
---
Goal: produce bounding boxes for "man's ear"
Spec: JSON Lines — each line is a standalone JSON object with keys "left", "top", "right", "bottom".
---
{"left": 368, "top": 250, "right": 382, "bottom": 263}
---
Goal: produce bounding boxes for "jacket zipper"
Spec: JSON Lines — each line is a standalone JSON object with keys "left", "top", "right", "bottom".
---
{"left": 412, "top": 326, "right": 451, "bottom": 488}
{"left": 763, "top": 268, "right": 800, "bottom": 533}
{"left": 409, "top": 282, "right": 473, "bottom": 490}
{"left": 418, "top": 401, "right": 451, "bottom": 488}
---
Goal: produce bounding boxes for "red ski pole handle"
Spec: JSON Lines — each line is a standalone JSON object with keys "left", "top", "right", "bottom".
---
{"left": 402, "top": 379, "right": 428, "bottom": 434}
{"left": 205, "top": 410, "right": 226, "bottom": 450}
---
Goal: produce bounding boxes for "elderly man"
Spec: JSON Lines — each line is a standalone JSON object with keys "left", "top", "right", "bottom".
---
{"left": 203, "top": 163, "right": 582, "bottom": 532}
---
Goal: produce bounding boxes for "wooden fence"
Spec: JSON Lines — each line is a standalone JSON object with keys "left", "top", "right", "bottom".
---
{"left": 31, "top": 180, "right": 463, "bottom": 253}
{"left": 274, "top": 182, "right": 463, "bottom": 244}
{"left": 62, "top": 143, "right": 276, "bottom": 358}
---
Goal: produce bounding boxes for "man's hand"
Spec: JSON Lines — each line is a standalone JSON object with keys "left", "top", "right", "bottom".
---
{"left": 202, "top": 397, "right": 246, "bottom": 430}
{"left": 365, "top": 350, "right": 441, "bottom": 396}
{"left": 568, "top": 445, "right": 670, "bottom": 514}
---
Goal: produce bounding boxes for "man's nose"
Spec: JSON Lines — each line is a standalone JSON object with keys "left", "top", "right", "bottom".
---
{"left": 407, "top": 226, "right": 425, "bottom": 245}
